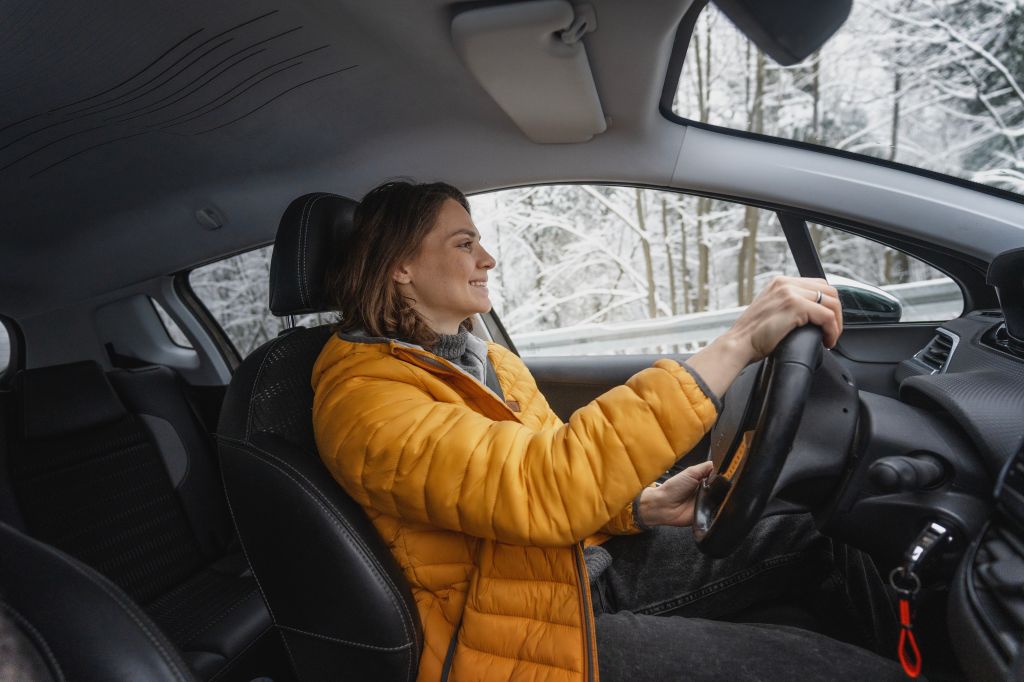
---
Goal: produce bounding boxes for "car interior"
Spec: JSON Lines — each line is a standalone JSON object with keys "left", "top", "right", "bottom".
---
{"left": 1, "top": 0, "right": 1023, "bottom": 681}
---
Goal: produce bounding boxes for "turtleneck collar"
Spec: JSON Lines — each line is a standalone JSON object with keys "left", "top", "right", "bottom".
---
{"left": 432, "top": 329, "right": 470, "bottom": 363}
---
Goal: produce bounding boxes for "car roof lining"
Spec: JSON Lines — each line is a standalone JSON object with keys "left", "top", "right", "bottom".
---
{"left": 2, "top": 0, "right": 1024, "bottom": 324}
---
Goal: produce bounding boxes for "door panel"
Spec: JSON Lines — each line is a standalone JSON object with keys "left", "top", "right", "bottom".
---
{"left": 831, "top": 323, "right": 939, "bottom": 397}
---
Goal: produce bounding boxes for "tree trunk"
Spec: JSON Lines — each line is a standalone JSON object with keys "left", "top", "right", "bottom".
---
{"left": 662, "top": 197, "right": 678, "bottom": 316}
{"left": 696, "top": 197, "right": 709, "bottom": 312}
{"left": 886, "top": 70, "right": 909, "bottom": 282}
{"left": 743, "top": 52, "right": 765, "bottom": 303}
{"left": 635, "top": 189, "right": 657, "bottom": 319}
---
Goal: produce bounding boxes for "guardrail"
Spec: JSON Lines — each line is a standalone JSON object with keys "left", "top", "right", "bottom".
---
{"left": 515, "top": 279, "right": 963, "bottom": 356}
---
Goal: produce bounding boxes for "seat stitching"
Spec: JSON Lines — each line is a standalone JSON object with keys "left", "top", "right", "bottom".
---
{"left": 278, "top": 624, "right": 415, "bottom": 651}
{"left": 245, "top": 442, "right": 421, "bottom": 666}
{"left": 298, "top": 193, "right": 329, "bottom": 309}
{"left": 206, "top": 623, "right": 274, "bottom": 682}
{"left": 220, "top": 438, "right": 418, "bottom": 656}
{"left": 0, "top": 600, "right": 67, "bottom": 682}
{"left": 14, "top": 540, "right": 191, "bottom": 682}
{"left": 216, "top": 453, "right": 301, "bottom": 675}
{"left": 177, "top": 588, "right": 255, "bottom": 646}
{"left": 243, "top": 336, "right": 282, "bottom": 439}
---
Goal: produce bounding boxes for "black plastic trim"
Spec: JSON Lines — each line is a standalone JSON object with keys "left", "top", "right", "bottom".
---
{"left": 174, "top": 272, "right": 242, "bottom": 371}
{"left": 777, "top": 212, "right": 825, "bottom": 278}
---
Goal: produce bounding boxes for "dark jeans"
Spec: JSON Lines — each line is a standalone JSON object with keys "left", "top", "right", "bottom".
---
{"left": 589, "top": 514, "right": 909, "bottom": 681}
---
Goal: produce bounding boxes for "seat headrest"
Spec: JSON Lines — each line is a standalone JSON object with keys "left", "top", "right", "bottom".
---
{"left": 16, "top": 361, "right": 129, "bottom": 441}
{"left": 269, "top": 192, "right": 358, "bottom": 316}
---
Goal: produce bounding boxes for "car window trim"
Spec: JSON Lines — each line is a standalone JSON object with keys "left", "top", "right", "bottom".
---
{"left": 658, "top": 1, "right": 1024, "bottom": 209}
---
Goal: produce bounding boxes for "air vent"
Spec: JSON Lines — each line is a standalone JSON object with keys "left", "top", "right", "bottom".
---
{"left": 913, "top": 329, "right": 958, "bottom": 373}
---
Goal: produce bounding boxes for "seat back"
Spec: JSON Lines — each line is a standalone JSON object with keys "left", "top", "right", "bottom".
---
{"left": 217, "top": 193, "right": 421, "bottom": 682}
{"left": 0, "top": 520, "right": 197, "bottom": 682}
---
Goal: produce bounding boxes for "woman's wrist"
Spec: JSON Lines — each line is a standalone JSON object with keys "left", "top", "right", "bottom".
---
{"left": 636, "top": 485, "right": 663, "bottom": 529}
{"left": 685, "top": 331, "right": 755, "bottom": 398}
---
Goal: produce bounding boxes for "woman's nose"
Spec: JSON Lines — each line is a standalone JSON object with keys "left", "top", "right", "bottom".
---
{"left": 479, "top": 246, "right": 496, "bottom": 269}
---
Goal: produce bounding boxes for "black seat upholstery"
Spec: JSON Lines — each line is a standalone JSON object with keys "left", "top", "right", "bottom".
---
{"left": 0, "top": 520, "right": 197, "bottom": 682}
{"left": 217, "top": 193, "right": 422, "bottom": 681}
{"left": 5, "top": 360, "right": 282, "bottom": 681}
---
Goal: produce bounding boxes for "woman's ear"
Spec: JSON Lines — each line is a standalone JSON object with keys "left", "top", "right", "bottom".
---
{"left": 392, "top": 263, "right": 412, "bottom": 285}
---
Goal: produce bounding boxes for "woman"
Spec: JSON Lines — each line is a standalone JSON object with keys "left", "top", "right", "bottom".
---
{"left": 312, "top": 181, "right": 904, "bottom": 681}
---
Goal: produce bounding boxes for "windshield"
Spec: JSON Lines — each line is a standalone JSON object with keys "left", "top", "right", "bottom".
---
{"left": 672, "top": 1, "right": 1024, "bottom": 198}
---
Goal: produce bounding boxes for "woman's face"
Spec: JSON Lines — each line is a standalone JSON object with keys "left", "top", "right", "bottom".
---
{"left": 393, "top": 198, "right": 496, "bottom": 334}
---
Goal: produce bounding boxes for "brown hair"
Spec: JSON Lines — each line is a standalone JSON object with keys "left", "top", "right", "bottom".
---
{"left": 326, "top": 180, "right": 472, "bottom": 347}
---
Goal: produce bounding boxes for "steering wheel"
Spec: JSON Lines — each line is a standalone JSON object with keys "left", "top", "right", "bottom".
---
{"left": 693, "top": 324, "right": 823, "bottom": 557}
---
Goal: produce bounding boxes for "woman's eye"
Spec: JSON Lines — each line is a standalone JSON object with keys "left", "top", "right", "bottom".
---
{"left": 459, "top": 241, "right": 473, "bottom": 250}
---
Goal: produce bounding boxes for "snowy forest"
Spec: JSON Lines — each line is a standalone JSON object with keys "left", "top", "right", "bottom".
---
{"left": 190, "top": 0, "right": 1012, "bottom": 357}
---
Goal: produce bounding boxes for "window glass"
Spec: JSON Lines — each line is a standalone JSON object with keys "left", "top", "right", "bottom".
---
{"left": 673, "top": 3, "right": 1024, "bottom": 197}
{"left": 470, "top": 186, "right": 797, "bottom": 356}
{"left": 149, "top": 298, "right": 193, "bottom": 348}
{"left": 812, "top": 224, "right": 963, "bottom": 323}
{"left": 189, "top": 246, "right": 332, "bottom": 357}
{"left": 0, "top": 320, "right": 9, "bottom": 375}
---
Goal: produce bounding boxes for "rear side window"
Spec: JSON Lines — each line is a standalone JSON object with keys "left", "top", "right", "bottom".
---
{"left": 189, "top": 246, "right": 333, "bottom": 357}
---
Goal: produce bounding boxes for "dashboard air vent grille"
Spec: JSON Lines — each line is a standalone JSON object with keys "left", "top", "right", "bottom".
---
{"left": 915, "top": 331, "right": 956, "bottom": 373}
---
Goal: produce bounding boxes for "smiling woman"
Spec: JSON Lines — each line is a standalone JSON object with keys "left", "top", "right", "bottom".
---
{"left": 326, "top": 182, "right": 491, "bottom": 347}
{"left": 309, "top": 180, "right": 906, "bottom": 682}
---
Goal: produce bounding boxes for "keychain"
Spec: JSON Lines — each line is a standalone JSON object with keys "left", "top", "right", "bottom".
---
{"left": 890, "top": 566, "right": 922, "bottom": 678}
{"left": 889, "top": 521, "right": 954, "bottom": 679}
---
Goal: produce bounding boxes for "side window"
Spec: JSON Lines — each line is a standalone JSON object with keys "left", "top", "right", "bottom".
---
{"left": 811, "top": 224, "right": 963, "bottom": 323}
{"left": 189, "top": 246, "right": 333, "bottom": 357}
{"left": 470, "top": 186, "right": 798, "bottom": 356}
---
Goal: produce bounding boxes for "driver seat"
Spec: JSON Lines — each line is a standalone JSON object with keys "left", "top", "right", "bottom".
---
{"left": 217, "top": 193, "right": 421, "bottom": 681}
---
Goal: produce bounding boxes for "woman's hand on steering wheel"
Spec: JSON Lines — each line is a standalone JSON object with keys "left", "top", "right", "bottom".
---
{"left": 637, "top": 461, "right": 714, "bottom": 528}
{"left": 730, "top": 276, "right": 843, "bottom": 360}
{"left": 687, "top": 276, "right": 843, "bottom": 399}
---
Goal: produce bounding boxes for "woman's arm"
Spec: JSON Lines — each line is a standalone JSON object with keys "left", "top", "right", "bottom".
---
{"left": 314, "top": 358, "right": 717, "bottom": 547}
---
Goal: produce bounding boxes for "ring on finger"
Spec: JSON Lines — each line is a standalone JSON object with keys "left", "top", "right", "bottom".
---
{"left": 814, "top": 290, "right": 823, "bottom": 304}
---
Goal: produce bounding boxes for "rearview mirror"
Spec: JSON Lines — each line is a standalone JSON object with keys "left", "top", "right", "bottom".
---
{"left": 711, "top": 0, "right": 852, "bottom": 66}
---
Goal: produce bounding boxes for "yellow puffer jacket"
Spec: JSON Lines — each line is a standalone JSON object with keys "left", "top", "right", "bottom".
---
{"left": 312, "top": 334, "right": 718, "bottom": 682}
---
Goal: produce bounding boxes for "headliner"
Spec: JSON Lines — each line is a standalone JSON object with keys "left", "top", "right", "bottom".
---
{"left": 0, "top": 0, "right": 693, "bottom": 317}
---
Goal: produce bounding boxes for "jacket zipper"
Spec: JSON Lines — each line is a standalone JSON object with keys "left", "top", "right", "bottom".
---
{"left": 573, "top": 543, "right": 598, "bottom": 682}
{"left": 440, "top": 614, "right": 463, "bottom": 682}
{"left": 391, "top": 345, "right": 519, "bottom": 421}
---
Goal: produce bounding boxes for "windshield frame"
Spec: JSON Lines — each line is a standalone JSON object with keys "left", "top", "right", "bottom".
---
{"left": 658, "top": 0, "right": 1024, "bottom": 209}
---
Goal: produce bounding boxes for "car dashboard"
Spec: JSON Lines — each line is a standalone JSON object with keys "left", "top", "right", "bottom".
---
{"left": 894, "top": 311, "right": 1024, "bottom": 679}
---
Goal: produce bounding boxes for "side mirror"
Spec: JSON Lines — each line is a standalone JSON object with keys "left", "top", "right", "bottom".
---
{"left": 833, "top": 279, "right": 903, "bottom": 324}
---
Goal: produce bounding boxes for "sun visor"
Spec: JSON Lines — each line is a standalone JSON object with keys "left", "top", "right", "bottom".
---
{"left": 452, "top": 1, "right": 606, "bottom": 144}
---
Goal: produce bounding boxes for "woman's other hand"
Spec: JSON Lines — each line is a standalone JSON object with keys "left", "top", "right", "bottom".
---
{"left": 686, "top": 276, "right": 841, "bottom": 399}
{"left": 637, "top": 461, "right": 714, "bottom": 527}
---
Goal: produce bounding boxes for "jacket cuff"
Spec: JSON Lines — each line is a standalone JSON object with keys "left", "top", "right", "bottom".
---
{"left": 680, "top": 361, "right": 722, "bottom": 414}
{"left": 630, "top": 483, "right": 660, "bottom": 532}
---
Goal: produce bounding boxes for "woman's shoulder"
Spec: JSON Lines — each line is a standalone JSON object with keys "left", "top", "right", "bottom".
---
{"left": 312, "top": 333, "right": 410, "bottom": 390}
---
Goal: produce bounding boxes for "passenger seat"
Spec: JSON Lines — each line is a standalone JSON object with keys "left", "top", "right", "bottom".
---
{"left": 3, "top": 360, "right": 285, "bottom": 681}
